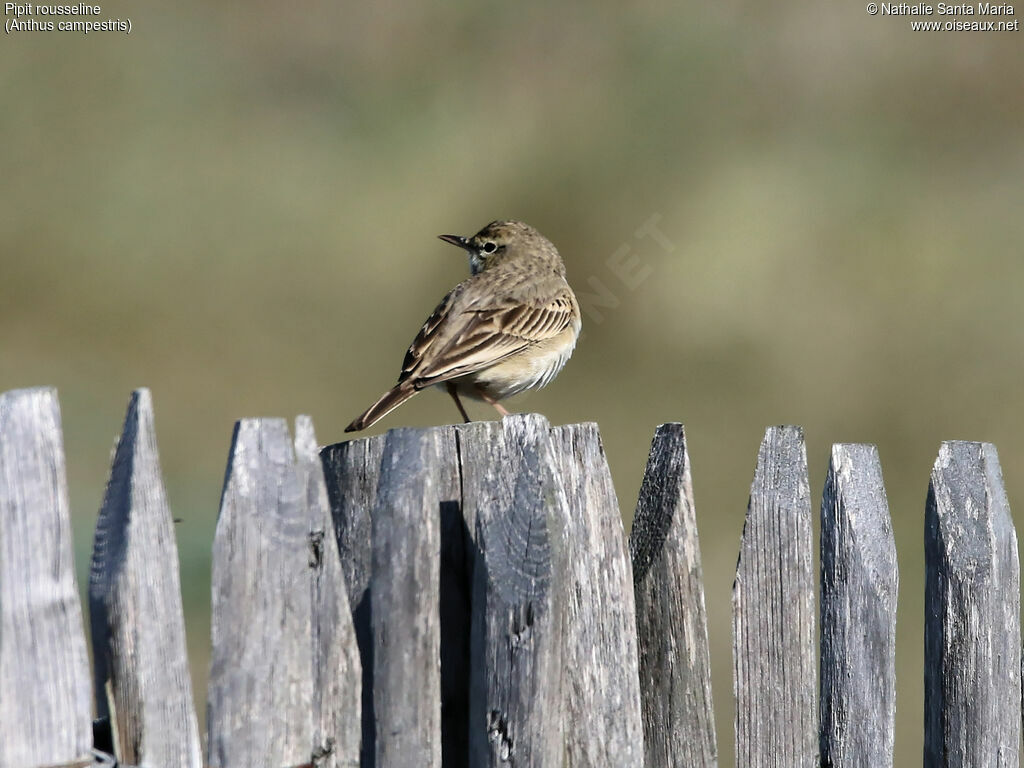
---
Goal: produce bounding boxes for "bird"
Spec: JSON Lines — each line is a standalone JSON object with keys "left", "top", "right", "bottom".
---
{"left": 345, "top": 220, "right": 581, "bottom": 432}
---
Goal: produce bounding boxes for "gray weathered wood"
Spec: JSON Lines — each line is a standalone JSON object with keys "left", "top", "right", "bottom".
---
{"left": 320, "top": 437, "right": 386, "bottom": 614}
{"left": 207, "top": 419, "right": 314, "bottom": 768}
{"left": 629, "top": 423, "right": 717, "bottom": 768}
{"left": 462, "top": 415, "right": 569, "bottom": 767}
{"left": 732, "top": 425, "right": 816, "bottom": 768}
{"left": 88, "top": 389, "right": 202, "bottom": 768}
{"left": 432, "top": 428, "right": 471, "bottom": 768}
{"left": 819, "top": 443, "right": 897, "bottom": 768}
{"left": 0, "top": 387, "right": 92, "bottom": 768}
{"left": 320, "top": 435, "right": 385, "bottom": 767}
{"left": 371, "top": 428, "right": 444, "bottom": 768}
{"left": 295, "top": 416, "right": 361, "bottom": 768}
{"left": 322, "top": 427, "right": 467, "bottom": 768}
{"left": 924, "top": 441, "right": 1020, "bottom": 767}
{"left": 551, "top": 422, "right": 644, "bottom": 767}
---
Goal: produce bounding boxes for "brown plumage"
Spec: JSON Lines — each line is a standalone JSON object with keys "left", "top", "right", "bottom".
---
{"left": 345, "top": 220, "right": 581, "bottom": 432}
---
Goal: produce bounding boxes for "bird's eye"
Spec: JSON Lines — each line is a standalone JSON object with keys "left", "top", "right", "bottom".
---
{"left": 482, "top": 241, "right": 497, "bottom": 254}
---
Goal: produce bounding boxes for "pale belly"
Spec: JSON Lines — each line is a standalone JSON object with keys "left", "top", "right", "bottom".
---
{"left": 443, "top": 330, "right": 579, "bottom": 402}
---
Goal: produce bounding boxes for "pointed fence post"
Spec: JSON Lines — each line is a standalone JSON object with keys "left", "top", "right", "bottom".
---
{"left": 206, "top": 419, "right": 314, "bottom": 768}
{"left": 924, "top": 441, "right": 1020, "bottom": 766}
{"left": 461, "top": 415, "right": 570, "bottom": 767}
{"left": 630, "top": 424, "right": 717, "bottom": 768}
{"left": 89, "top": 389, "right": 202, "bottom": 768}
{"left": 295, "top": 416, "right": 362, "bottom": 768}
{"left": 320, "top": 434, "right": 386, "bottom": 766}
{"left": 370, "top": 428, "right": 450, "bottom": 768}
{"left": 321, "top": 427, "right": 464, "bottom": 768}
{"left": 0, "top": 387, "right": 93, "bottom": 768}
{"left": 732, "top": 426, "right": 816, "bottom": 768}
{"left": 819, "top": 444, "right": 897, "bottom": 767}
{"left": 552, "top": 422, "right": 644, "bottom": 768}
{"left": 436, "top": 428, "right": 473, "bottom": 768}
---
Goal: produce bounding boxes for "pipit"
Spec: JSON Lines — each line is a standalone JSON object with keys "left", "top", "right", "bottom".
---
{"left": 345, "top": 220, "right": 581, "bottom": 432}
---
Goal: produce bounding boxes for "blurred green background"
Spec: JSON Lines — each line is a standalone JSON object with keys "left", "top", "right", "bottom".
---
{"left": 2, "top": 1, "right": 1022, "bottom": 764}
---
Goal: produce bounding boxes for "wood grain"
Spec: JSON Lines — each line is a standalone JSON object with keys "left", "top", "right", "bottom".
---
{"left": 207, "top": 419, "right": 314, "bottom": 768}
{"left": 0, "top": 387, "right": 92, "bottom": 768}
{"left": 461, "top": 415, "right": 569, "bottom": 767}
{"left": 732, "top": 426, "right": 816, "bottom": 768}
{"left": 295, "top": 416, "right": 361, "bottom": 768}
{"left": 553, "top": 422, "right": 644, "bottom": 767}
{"left": 320, "top": 434, "right": 385, "bottom": 767}
{"left": 924, "top": 441, "right": 1020, "bottom": 767}
{"left": 819, "top": 443, "right": 897, "bottom": 768}
{"left": 89, "top": 389, "right": 202, "bottom": 768}
{"left": 370, "top": 427, "right": 446, "bottom": 768}
{"left": 630, "top": 423, "right": 717, "bottom": 768}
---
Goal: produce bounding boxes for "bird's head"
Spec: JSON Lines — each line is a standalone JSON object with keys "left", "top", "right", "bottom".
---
{"left": 438, "top": 220, "right": 555, "bottom": 275}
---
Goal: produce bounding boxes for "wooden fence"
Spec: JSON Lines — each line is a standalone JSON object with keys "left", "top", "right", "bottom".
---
{"left": 0, "top": 385, "right": 1019, "bottom": 767}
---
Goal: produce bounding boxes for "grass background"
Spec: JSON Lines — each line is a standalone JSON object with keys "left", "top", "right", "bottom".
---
{"left": 2, "top": 1, "right": 1023, "bottom": 764}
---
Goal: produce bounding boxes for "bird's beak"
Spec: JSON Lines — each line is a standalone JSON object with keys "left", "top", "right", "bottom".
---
{"left": 438, "top": 234, "right": 470, "bottom": 249}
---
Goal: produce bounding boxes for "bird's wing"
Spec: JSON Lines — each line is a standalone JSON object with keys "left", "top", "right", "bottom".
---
{"left": 399, "top": 284, "right": 577, "bottom": 389}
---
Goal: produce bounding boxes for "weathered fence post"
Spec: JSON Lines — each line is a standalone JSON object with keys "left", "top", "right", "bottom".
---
{"left": 630, "top": 423, "right": 717, "bottom": 768}
{"left": 552, "top": 422, "right": 644, "bottom": 767}
{"left": 206, "top": 419, "right": 314, "bottom": 768}
{"left": 295, "top": 416, "right": 361, "bottom": 768}
{"left": 0, "top": 387, "right": 93, "bottom": 768}
{"left": 924, "top": 441, "right": 1020, "bottom": 766}
{"left": 322, "top": 416, "right": 643, "bottom": 766}
{"left": 732, "top": 425, "right": 816, "bottom": 767}
{"left": 88, "top": 388, "right": 202, "bottom": 768}
{"left": 461, "top": 415, "right": 570, "bottom": 767}
{"left": 819, "top": 444, "right": 897, "bottom": 767}
{"left": 14, "top": 381, "right": 1024, "bottom": 768}
{"left": 436, "top": 429, "right": 473, "bottom": 768}
{"left": 320, "top": 430, "right": 466, "bottom": 768}
{"left": 370, "top": 428, "right": 447, "bottom": 767}
{"left": 320, "top": 435, "right": 386, "bottom": 767}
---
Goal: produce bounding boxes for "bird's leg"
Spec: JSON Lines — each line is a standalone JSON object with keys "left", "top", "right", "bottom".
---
{"left": 475, "top": 386, "right": 511, "bottom": 417}
{"left": 446, "top": 382, "right": 472, "bottom": 423}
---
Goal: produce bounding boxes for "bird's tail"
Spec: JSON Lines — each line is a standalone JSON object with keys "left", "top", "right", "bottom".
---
{"left": 345, "top": 383, "right": 418, "bottom": 432}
